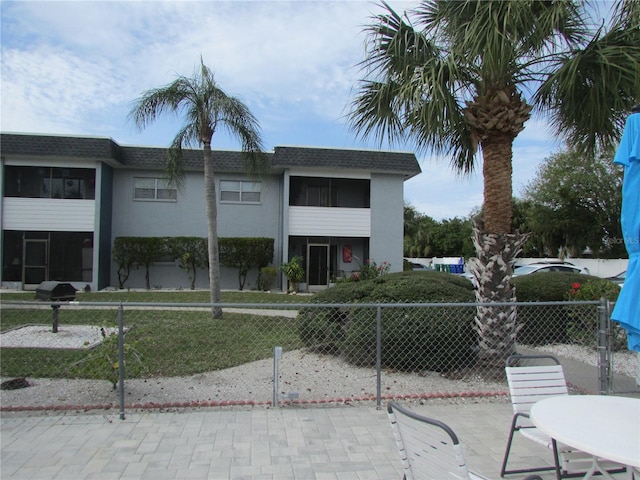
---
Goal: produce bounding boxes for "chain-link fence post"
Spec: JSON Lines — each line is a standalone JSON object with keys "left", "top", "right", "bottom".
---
{"left": 273, "top": 346, "right": 283, "bottom": 407}
{"left": 118, "top": 303, "right": 126, "bottom": 420}
{"left": 598, "top": 297, "right": 611, "bottom": 395}
{"left": 376, "top": 305, "right": 382, "bottom": 409}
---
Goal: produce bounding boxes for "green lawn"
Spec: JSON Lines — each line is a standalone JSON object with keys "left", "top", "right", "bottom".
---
{"left": 0, "top": 289, "right": 313, "bottom": 304}
{"left": 0, "top": 301, "right": 303, "bottom": 381}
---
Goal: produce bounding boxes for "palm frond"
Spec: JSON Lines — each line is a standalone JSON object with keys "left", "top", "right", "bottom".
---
{"left": 611, "top": 0, "right": 640, "bottom": 31}
{"left": 128, "top": 77, "right": 193, "bottom": 129}
{"left": 166, "top": 128, "right": 189, "bottom": 191}
{"left": 349, "top": 79, "right": 408, "bottom": 146}
{"left": 535, "top": 20, "right": 640, "bottom": 155}
{"left": 130, "top": 57, "right": 267, "bottom": 185}
{"left": 350, "top": 1, "right": 471, "bottom": 155}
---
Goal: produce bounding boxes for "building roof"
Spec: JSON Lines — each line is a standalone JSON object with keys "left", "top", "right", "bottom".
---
{"left": 118, "top": 145, "right": 263, "bottom": 173}
{"left": 1, "top": 132, "right": 421, "bottom": 178}
{"left": 0, "top": 133, "right": 121, "bottom": 162}
{"left": 273, "top": 146, "right": 420, "bottom": 177}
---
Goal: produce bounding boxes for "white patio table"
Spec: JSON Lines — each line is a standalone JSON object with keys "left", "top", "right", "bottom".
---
{"left": 530, "top": 395, "right": 640, "bottom": 480}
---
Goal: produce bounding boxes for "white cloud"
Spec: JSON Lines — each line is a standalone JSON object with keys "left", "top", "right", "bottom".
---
{"left": 1, "top": 1, "right": 415, "bottom": 140}
{"left": 405, "top": 166, "right": 484, "bottom": 220}
{"left": 404, "top": 150, "right": 484, "bottom": 220}
{"left": 1, "top": 45, "right": 131, "bottom": 134}
{"left": 0, "top": 0, "right": 586, "bottom": 221}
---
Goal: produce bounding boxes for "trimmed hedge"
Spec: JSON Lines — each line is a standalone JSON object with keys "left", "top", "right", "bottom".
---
{"left": 299, "top": 270, "right": 621, "bottom": 370}
{"left": 298, "top": 271, "right": 477, "bottom": 372}
{"left": 112, "top": 236, "right": 274, "bottom": 290}
{"left": 219, "top": 237, "right": 274, "bottom": 290}
{"left": 512, "top": 272, "right": 603, "bottom": 345}
{"left": 512, "top": 272, "right": 597, "bottom": 302}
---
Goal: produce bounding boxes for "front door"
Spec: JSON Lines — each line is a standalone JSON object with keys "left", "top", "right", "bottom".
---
{"left": 23, "top": 239, "right": 48, "bottom": 288}
{"left": 307, "top": 244, "right": 329, "bottom": 290}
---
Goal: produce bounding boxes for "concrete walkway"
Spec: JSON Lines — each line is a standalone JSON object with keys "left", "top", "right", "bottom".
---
{"left": 1, "top": 398, "right": 568, "bottom": 480}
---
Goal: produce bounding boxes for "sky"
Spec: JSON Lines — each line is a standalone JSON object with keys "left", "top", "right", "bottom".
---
{"left": 0, "top": 0, "right": 612, "bottom": 220}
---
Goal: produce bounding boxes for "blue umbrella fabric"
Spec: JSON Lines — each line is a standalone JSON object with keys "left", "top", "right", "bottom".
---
{"left": 612, "top": 109, "right": 640, "bottom": 351}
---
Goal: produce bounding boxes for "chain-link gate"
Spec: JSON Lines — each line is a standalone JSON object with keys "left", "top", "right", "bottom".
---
{"left": 1, "top": 299, "right": 638, "bottom": 414}
{"left": 604, "top": 300, "right": 639, "bottom": 394}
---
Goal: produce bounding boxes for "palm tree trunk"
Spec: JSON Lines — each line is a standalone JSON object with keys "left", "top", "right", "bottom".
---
{"left": 203, "top": 142, "right": 223, "bottom": 319}
{"left": 482, "top": 133, "right": 513, "bottom": 235}
{"left": 468, "top": 219, "right": 529, "bottom": 369}
{"left": 470, "top": 134, "right": 528, "bottom": 368}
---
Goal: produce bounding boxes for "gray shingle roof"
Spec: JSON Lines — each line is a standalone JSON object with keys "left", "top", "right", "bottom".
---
{"left": 1, "top": 133, "right": 421, "bottom": 178}
{"left": 273, "top": 146, "right": 420, "bottom": 176}
{"left": 0, "top": 133, "right": 121, "bottom": 161}
{"left": 118, "top": 146, "right": 274, "bottom": 172}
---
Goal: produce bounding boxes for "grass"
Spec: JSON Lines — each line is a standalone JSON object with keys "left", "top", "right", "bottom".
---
{"left": 0, "top": 301, "right": 303, "bottom": 381}
{"left": 0, "top": 289, "right": 314, "bottom": 304}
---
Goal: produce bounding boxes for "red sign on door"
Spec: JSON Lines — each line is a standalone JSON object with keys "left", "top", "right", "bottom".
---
{"left": 342, "top": 245, "right": 352, "bottom": 263}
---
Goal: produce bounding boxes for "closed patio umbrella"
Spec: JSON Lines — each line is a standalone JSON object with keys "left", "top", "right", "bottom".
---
{"left": 612, "top": 106, "right": 640, "bottom": 352}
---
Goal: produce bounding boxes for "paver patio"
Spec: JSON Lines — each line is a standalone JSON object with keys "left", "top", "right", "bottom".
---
{"left": 1, "top": 398, "right": 569, "bottom": 480}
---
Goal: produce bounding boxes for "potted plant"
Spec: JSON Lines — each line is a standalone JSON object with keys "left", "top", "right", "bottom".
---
{"left": 280, "top": 256, "right": 305, "bottom": 293}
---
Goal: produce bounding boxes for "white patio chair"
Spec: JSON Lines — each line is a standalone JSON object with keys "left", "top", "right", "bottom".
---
{"left": 388, "top": 402, "right": 542, "bottom": 480}
{"left": 500, "top": 354, "right": 623, "bottom": 480}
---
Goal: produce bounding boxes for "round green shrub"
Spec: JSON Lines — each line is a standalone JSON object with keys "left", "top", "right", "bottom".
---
{"left": 512, "top": 272, "right": 603, "bottom": 345}
{"left": 512, "top": 272, "right": 600, "bottom": 301}
{"left": 257, "top": 266, "right": 277, "bottom": 291}
{"left": 565, "top": 279, "right": 622, "bottom": 349}
{"left": 313, "top": 271, "right": 474, "bottom": 303}
{"left": 298, "top": 271, "right": 477, "bottom": 372}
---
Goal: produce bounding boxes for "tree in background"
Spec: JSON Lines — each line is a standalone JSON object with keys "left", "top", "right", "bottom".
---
{"left": 129, "top": 58, "right": 268, "bottom": 318}
{"left": 523, "top": 149, "right": 624, "bottom": 258}
{"left": 404, "top": 206, "right": 474, "bottom": 259}
{"left": 404, "top": 205, "right": 437, "bottom": 257}
{"left": 403, "top": 204, "right": 424, "bottom": 254}
{"left": 349, "top": 0, "right": 640, "bottom": 368}
{"left": 511, "top": 199, "right": 543, "bottom": 258}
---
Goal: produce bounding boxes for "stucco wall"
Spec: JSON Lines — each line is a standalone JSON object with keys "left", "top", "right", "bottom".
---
{"left": 369, "top": 173, "right": 405, "bottom": 273}
{"left": 110, "top": 169, "right": 283, "bottom": 290}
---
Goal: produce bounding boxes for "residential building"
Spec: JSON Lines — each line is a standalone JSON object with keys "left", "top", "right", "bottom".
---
{"left": 0, "top": 133, "right": 420, "bottom": 291}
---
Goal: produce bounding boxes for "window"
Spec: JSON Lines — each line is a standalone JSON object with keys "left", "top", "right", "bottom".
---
{"left": 220, "top": 180, "right": 261, "bottom": 203}
{"left": 289, "top": 177, "right": 370, "bottom": 207}
{"left": 4, "top": 166, "right": 96, "bottom": 199}
{"left": 134, "top": 178, "right": 177, "bottom": 201}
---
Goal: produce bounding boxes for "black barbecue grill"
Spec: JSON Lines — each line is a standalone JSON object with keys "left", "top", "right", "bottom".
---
{"left": 35, "top": 281, "right": 77, "bottom": 332}
{"left": 35, "top": 281, "right": 77, "bottom": 301}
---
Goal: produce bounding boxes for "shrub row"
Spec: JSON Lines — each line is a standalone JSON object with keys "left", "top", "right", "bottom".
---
{"left": 112, "top": 236, "right": 274, "bottom": 290}
{"left": 297, "top": 270, "right": 621, "bottom": 372}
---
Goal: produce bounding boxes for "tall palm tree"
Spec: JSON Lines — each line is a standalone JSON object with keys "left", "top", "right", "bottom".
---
{"left": 130, "top": 58, "right": 267, "bottom": 318}
{"left": 349, "top": 0, "right": 640, "bottom": 367}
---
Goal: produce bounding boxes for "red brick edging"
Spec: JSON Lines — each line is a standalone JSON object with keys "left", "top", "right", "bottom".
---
{"left": 0, "top": 390, "right": 509, "bottom": 413}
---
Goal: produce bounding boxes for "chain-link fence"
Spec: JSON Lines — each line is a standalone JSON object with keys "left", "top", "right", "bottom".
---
{"left": 1, "top": 299, "right": 637, "bottom": 414}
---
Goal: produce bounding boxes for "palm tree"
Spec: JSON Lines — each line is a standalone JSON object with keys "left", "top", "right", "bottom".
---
{"left": 130, "top": 58, "right": 267, "bottom": 318}
{"left": 349, "top": 0, "right": 640, "bottom": 367}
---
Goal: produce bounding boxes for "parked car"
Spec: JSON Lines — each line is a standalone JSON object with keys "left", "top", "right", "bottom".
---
{"left": 454, "top": 271, "right": 475, "bottom": 282}
{"left": 410, "top": 262, "right": 429, "bottom": 271}
{"left": 606, "top": 270, "right": 626, "bottom": 288}
{"left": 512, "top": 262, "right": 588, "bottom": 277}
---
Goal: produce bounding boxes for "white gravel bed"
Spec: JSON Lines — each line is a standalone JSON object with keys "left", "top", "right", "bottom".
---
{"left": 533, "top": 343, "right": 639, "bottom": 379}
{"left": 0, "top": 325, "right": 119, "bottom": 349}
{"left": 0, "top": 349, "right": 507, "bottom": 409}
{"left": 2, "top": 323, "right": 637, "bottom": 411}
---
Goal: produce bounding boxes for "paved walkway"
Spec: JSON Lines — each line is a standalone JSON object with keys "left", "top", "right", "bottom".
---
{"left": 2, "top": 398, "right": 566, "bottom": 480}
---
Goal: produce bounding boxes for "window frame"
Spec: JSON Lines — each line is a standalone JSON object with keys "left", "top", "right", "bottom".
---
{"left": 133, "top": 177, "right": 177, "bottom": 202}
{"left": 219, "top": 180, "right": 262, "bottom": 204}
